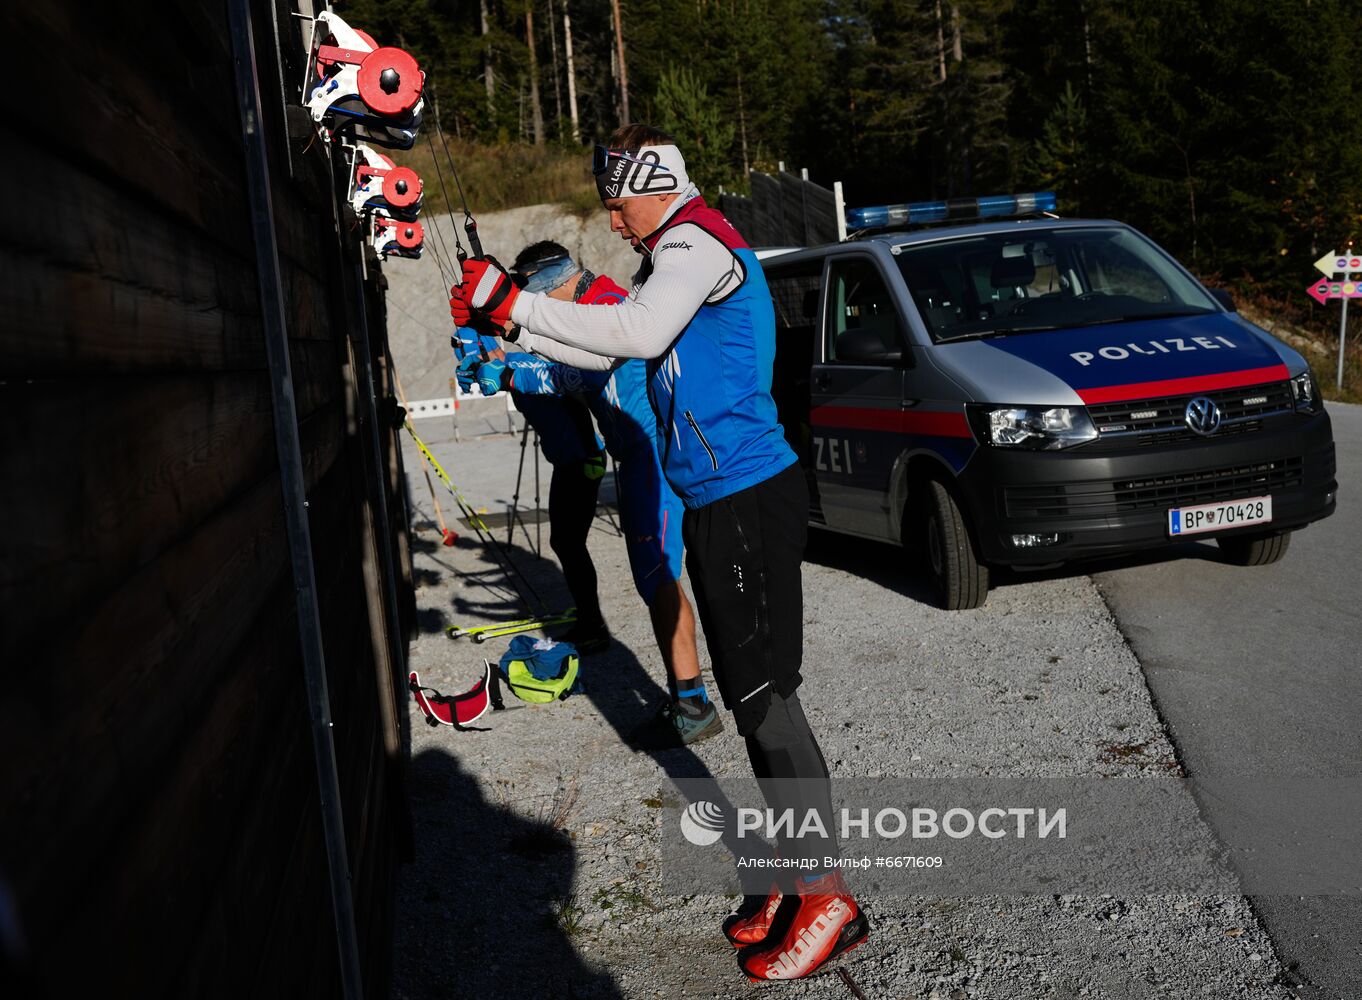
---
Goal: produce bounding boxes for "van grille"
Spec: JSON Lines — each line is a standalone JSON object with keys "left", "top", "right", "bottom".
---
{"left": 1086, "top": 381, "right": 1292, "bottom": 449}
{"left": 1003, "top": 457, "right": 1304, "bottom": 520}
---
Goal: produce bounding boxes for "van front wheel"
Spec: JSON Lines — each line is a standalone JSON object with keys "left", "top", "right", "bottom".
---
{"left": 1216, "top": 529, "right": 1292, "bottom": 566}
{"left": 921, "top": 479, "right": 989, "bottom": 610}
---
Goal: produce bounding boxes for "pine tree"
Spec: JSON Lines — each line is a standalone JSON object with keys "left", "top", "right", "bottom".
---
{"left": 653, "top": 67, "right": 737, "bottom": 197}
{"left": 1029, "top": 81, "right": 1087, "bottom": 209}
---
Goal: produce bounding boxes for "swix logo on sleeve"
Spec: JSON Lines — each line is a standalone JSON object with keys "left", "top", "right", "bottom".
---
{"left": 1070, "top": 334, "right": 1239, "bottom": 366}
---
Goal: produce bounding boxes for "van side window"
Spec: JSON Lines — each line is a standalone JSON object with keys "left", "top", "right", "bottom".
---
{"left": 766, "top": 266, "right": 822, "bottom": 461}
{"left": 825, "top": 258, "right": 900, "bottom": 363}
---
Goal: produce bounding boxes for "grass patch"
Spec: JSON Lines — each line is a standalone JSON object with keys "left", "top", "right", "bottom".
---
{"left": 547, "top": 894, "right": 585, "bottom": 936}
{"left": 501, "top": 776, "right": 580, "bottom": 858}
{"left": 591, "top": 880, "right": 660, "bottom": 920}
{"left": 391, "top": 139, "right": 596, "bottom": 217}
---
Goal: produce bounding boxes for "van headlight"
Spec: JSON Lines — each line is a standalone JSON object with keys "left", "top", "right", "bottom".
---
{"left": 1290, "top": 370, "right": 1321, "bottom": 413}
{"left": 969, "top": 405, "right": 1098, "bottom": 450}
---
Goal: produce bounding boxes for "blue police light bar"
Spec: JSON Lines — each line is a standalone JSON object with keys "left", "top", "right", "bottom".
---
{"left": 846, "top": 191, "right": 1057, "bottom": 230}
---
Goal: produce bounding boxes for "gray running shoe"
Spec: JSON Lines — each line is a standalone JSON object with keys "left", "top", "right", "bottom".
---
{"left": 631, "top": 699, "right": 724, "bottom": 750}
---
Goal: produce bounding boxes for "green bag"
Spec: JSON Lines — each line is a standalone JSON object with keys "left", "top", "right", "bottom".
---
{"left": 498, "top": 636, "right": 581, "bottom": 703}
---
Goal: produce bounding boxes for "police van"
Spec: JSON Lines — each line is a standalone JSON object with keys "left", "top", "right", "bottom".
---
{"left": 762, "top": 192, "right": 1337, "bottom": 608}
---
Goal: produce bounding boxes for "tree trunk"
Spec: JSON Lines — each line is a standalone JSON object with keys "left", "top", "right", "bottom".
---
{"left": 480, "top": 0, "right": 494, "bottom": 113}
{"left": 951, "top": 4, "right": 963, "bottom": 62}
{"left": 526, "top": 9, "right": 544, "bottom": 144}
{"left": 1080, "top": 0, "right": 1094, "bottom": 97}
{"left": 563, "top": 0, "right": 580, "bottom": 142}
{"left": 548, "top": 0, "right": 563, "bottom": 139}
{"left": 736, "top": 68, "right": 750, "bottom": 177}
{"left": 610, "top": 0, "right": 630, "bottom": 125}
{"left": 934, "top": 1, "right": 947, "bottom": 82}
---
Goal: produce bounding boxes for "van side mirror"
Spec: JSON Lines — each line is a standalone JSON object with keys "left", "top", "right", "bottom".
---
{"left": 1208, "top": 288, "right": 1237, "bottom": 312}
{"left": 836, "top": 326, "right": 904, "bottom": 364}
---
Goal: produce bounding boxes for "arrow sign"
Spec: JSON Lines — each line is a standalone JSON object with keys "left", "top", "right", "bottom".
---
{"left": 1307, "top": 278, "right": 1362, "bottom": 305}
{"left": 1314, "top": 250, "right": 1362, "bottom": 277}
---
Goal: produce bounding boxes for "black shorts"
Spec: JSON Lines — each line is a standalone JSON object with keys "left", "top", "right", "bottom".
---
{"left": 681, "top": 461, "right": 808, "bottom": 735}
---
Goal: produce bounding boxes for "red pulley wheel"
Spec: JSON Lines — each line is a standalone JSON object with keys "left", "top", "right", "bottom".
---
{"left": 356, "top": 47, "right": 423, "bottom": 117}
{"left": 383, "top": 167, "right": 422, "bottom": 208}
{"left": 395, "top": 220, "right": 424, "bottom": 249}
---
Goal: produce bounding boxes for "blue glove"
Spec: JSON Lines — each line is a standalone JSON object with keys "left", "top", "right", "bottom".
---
{"left": 451, "top": 326, "right": 500, "bottom": 361}
{"left": 455, "top": 353, "right": 481, "bottom": 394}
{"left": 476, "top": 358, "right": 512, "bottom": 396}
{"left": 503, "top": 353, "right": 557, "bottom": 395}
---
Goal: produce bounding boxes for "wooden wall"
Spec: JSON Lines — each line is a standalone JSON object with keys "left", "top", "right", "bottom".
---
{"left": 0, "top": 2, "right": 414, "bottom": 995}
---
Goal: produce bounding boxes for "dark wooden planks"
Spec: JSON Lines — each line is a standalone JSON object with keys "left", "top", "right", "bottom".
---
{"left": 0, "top": 1, "right": 408, "bottom": 995}
{"left": 0, "top": 350, "right": 345, "bottom": 653}
{"left": 0, "top": 403, "right": 342, "bottom": 920}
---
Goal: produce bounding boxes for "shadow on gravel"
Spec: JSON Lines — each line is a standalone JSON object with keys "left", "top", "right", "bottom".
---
{"left": 802, "top": 521, "right": 1227, "bottom": 603}
{"left": 803, "top": 526, "right": 939, "bottom": 605}
{"left": 989, "top": 538, "right": 1222, "bottom": 593}
{"left": 394, "top": 749, "right": 624, "bottom": 1000}
{"left": 416, "top": 510, "right": 774, "bottom": 898}
{"left": 578, "top": 633, "right": 778, "bottom": 890}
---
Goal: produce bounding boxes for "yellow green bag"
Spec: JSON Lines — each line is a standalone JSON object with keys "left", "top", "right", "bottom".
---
{"left": 498, "top": 636, "right": 581, "bottom": 703}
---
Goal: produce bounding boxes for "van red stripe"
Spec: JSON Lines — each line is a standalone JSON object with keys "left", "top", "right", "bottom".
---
{"left": 1077, "top": 365, "right": 1289, "bottom": 404}
{"left": 811, "top": 405, "right": 972, "bottom": 438}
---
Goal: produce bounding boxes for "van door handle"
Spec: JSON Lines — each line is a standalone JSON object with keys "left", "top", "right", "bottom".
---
{"left": 813, "top": 372, "right": 831, "bottom": 390}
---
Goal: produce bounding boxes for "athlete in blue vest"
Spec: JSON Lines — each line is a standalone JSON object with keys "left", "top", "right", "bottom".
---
{"left": 471, "top": 240, "right": 723, "bottom": 746}
{"left": 451, "top": 126, "right": 869, "bottom": 981}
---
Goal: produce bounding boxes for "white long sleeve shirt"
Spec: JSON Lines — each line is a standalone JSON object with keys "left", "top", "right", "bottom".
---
{"left": 509, "top": 221, "right": 746, "bottom": 370}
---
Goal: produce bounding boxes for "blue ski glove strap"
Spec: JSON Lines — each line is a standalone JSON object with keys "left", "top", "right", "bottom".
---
{"left": 476, "top": 358, "right": 512, "bottom": 396}
{"left": 504, "top": 353, "right": 560, "bottom": 395}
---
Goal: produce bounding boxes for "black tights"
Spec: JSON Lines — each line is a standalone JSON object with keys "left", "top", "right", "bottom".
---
{"left": 744, "top": 690, "right": 836, "bottom": 877}
{"left": 548, "top": 461, "right": 603, "bottom": 628}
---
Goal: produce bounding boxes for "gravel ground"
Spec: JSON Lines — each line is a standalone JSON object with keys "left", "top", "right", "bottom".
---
{"left": 388, "top": 414, "right": 1295, "bottom": 1000}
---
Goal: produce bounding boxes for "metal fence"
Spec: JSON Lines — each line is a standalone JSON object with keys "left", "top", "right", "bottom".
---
{"left": 720, "top": 167, "right": 846, "bottom": 248}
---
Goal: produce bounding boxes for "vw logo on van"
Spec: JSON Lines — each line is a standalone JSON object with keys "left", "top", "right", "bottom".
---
{"left": 1184, "top": 396, "right": 1222, "bottom": 436}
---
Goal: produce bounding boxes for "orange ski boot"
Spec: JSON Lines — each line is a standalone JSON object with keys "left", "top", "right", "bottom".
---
{"left": 737, "top": 870, "right": 869, "bottom": 981}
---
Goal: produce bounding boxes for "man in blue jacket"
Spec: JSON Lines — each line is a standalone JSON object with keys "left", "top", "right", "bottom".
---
{"left": 472, "top": 240, "right": 723, "bottom": 747}
{"left": 451, "top": 126, "right": 869, "bottom": 981}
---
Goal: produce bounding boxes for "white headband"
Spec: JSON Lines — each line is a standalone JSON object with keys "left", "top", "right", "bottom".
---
{"left": 595, "top": 144, "right": 690, "bottom": 200}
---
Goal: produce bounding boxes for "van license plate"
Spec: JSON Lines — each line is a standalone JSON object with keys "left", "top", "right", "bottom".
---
{"left": 1168, "top": 496, "right": 1272, "bottom": 536}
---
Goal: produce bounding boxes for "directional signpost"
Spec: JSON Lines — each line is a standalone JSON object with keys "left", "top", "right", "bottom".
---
{"left": 1309, "top": 250, "right": 1361, "bottom": 390}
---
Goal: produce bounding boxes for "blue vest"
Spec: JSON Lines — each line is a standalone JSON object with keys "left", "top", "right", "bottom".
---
{"left": 642, "top": 201, "right": 797, "bottom": 508}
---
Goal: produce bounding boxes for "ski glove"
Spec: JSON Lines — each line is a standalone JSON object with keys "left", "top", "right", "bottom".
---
{"left": 475, "top": 358, "right": 513, "bottom": 396}
{"left": 455, "top": 354, "right": 482, "bottom": 395}
{"left": 449, "top": 287, "right": 473, "bottom": 329}
{"left": 458, "top": 257, "right": 521, "bottom": 327}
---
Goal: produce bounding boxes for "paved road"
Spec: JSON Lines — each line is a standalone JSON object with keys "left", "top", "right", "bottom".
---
{"left": 1092, "top": 402, "right": 1362, "bottom": 999}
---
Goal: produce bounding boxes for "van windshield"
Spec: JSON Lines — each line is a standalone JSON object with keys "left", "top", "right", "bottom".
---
{"left": 893, "top": 226, "right": 1218, "bottom": 343}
